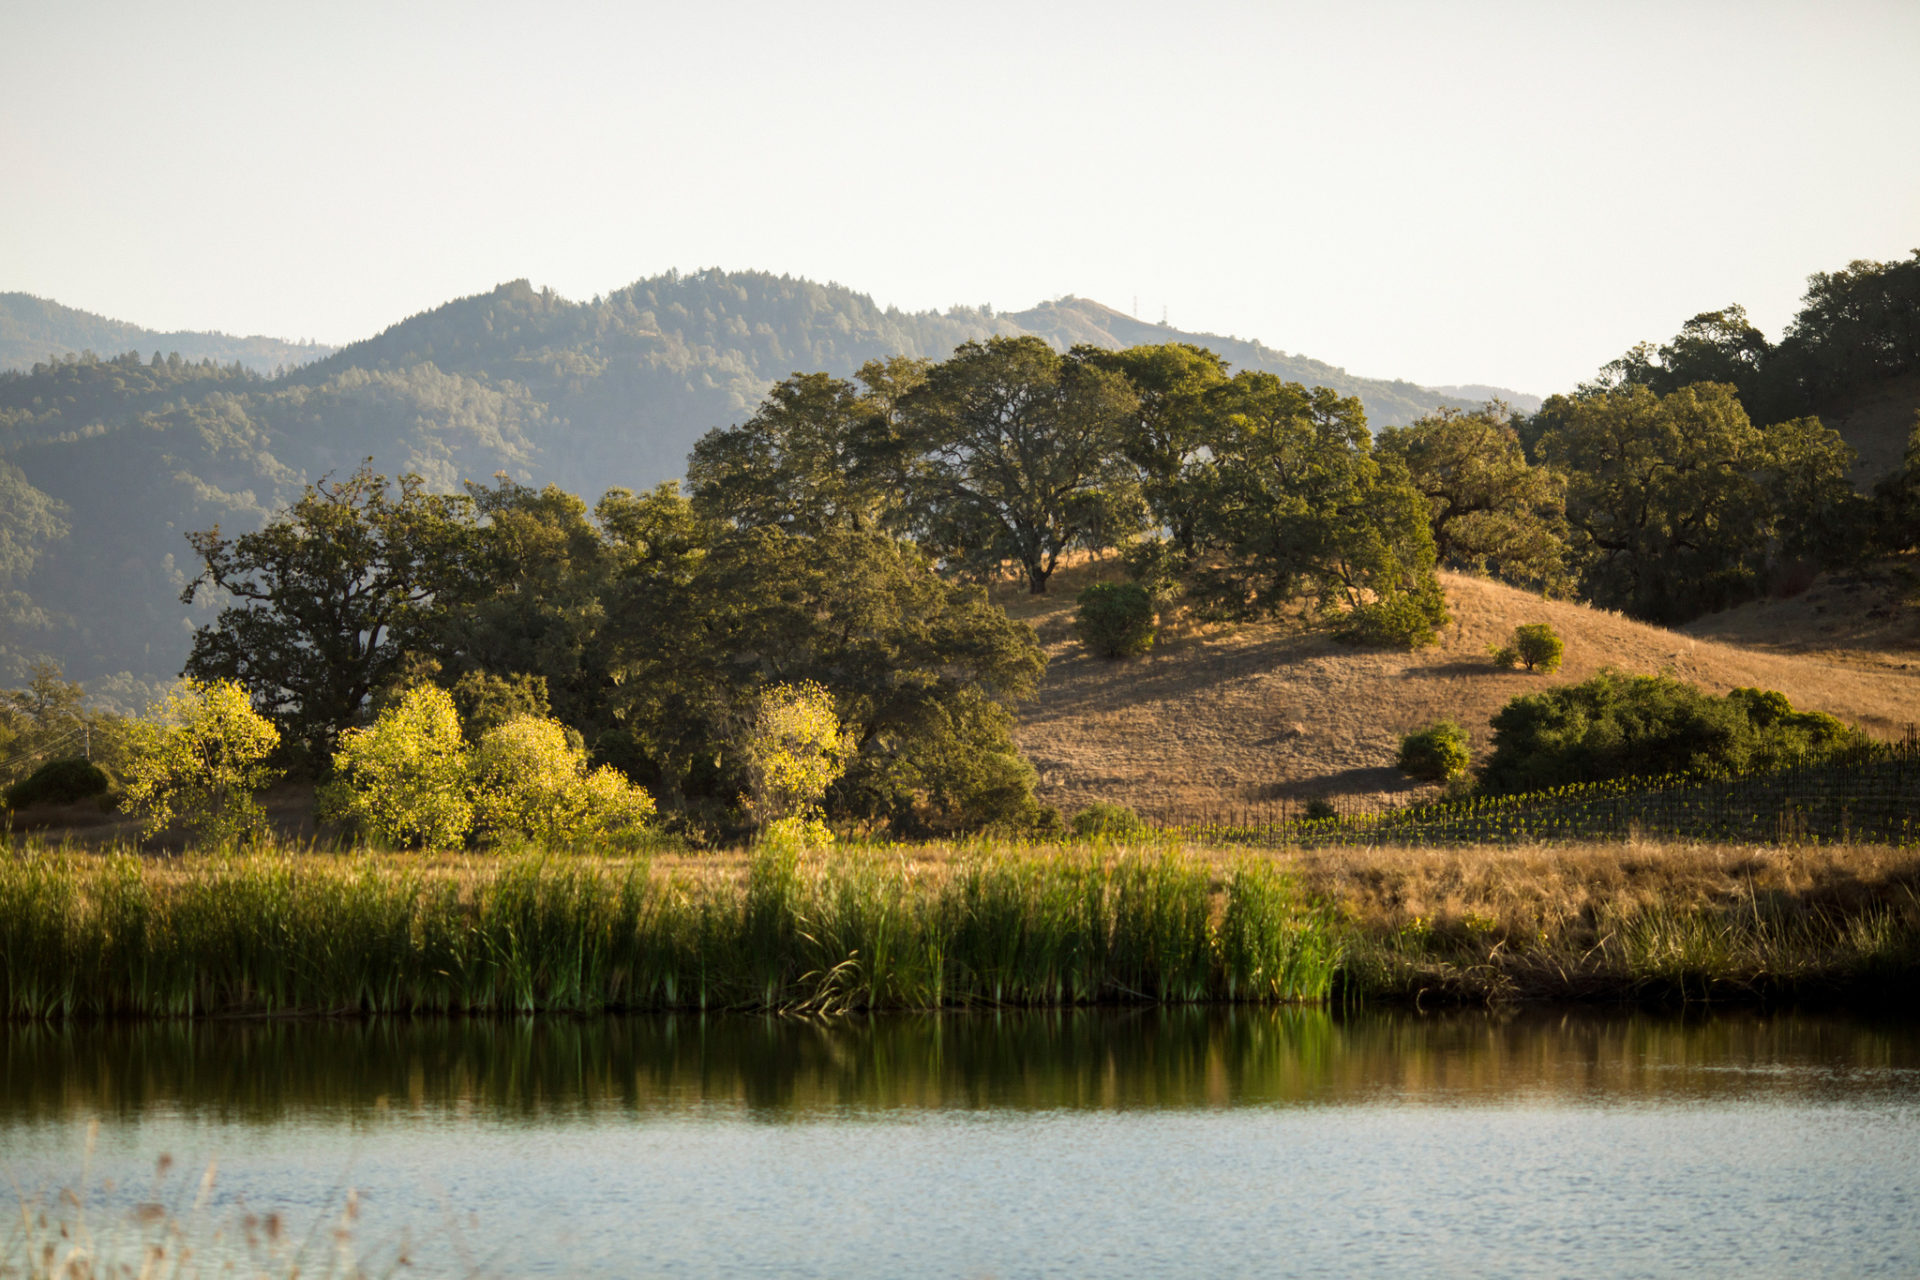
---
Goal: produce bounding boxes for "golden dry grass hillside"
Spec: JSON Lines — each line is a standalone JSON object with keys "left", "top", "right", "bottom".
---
{"left": 1682, "top": 561, "right": 1920, "bottom": 664}
{"left": 998, "top": 561, "right": 1920, "bottom": 823}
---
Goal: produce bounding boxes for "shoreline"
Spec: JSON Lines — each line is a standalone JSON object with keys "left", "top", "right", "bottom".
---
{"left": 4, "top": 837, "right": 1916, "bottom": 1018}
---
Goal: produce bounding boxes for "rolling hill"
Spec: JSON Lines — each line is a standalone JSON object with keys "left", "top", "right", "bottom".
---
{"left": 1001, "top": 563, "right": 1920, "bottom": 823}
{"left": 0, "top": 293, "right": 334, "bottom": 375}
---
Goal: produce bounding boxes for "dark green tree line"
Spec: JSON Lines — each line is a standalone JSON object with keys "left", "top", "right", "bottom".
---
{"left": 1531, "top": 383, "right": 1861, "bottom": 623}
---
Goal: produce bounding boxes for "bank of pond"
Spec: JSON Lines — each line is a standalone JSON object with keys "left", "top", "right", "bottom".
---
{"left": 2, "top": 839, "right": 1917, "bottom": 1018}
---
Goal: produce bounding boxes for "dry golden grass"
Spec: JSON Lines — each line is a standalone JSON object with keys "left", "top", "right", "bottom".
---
{"left": 1683, "top": 558, "right": 1920, "bottom": 663}
{"left": 1269, "top": 837, "right": 1920, "bottom": 939}
{"left": 1002, "top": 559, "right": 1920, "bottom": 822}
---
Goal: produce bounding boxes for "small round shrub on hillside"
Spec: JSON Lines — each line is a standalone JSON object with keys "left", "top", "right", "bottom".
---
{"left": 1397, "top": 721, "right": 1471, "bottom": 783}
{"left": 1075, "top": 582, "right": 1157, "bottom": 659}
{"left": 1496, "top": 623, "right": 1563, "bottom": 672}
{"left": 1070, "top": 801, "right": 1147, "bottom": 838}
{"left": 4, "top": 757, "right": 109, "bottom": 810}
{"left": 1301, "top": 798, "right": 1338, "bottom": 821}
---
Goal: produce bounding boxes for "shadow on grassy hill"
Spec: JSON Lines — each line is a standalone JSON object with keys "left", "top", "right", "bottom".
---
{"left": 1008, "top": 564, "right": 1920, "bottom": 824}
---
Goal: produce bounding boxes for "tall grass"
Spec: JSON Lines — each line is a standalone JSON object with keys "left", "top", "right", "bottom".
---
{"left": 1340, "top": 876, "right": 1920, "bottom": 1004}
{"left": 0, "top": 844, "right": 1338, "bottom": 1019}
{"left": 9, "top": 838, "right": 1912, "bottom": 1017}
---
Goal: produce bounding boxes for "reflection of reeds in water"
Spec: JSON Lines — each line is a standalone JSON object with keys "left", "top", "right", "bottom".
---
{"left": 5, "top": 1123, "right": 391, "bottom": 1279}
{"left": 8, "top": 1009, "right": 1918, "bottom": 1125}
{"left": 0, "top": 845, "right": 1338, "bottom": 1018}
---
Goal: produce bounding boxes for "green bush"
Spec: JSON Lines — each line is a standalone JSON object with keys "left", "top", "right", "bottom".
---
{"left": 3, "top": 757, "right": 109, "bottom": 810}
{"left": 1490, "top": 622, "right": 1563, "bottom": 672}
{"left": 322, "top": 684, "right": 474, "bottom": 848}
{"left": 1396, "top": 721, "right": 1471, "bottom": 783}
{"left": 123, "top": 680, "right": 281, "bottom": 842}
{"left": 1075, "top": 582, "right": 1157, "bottom": 659}
{"left": 1480, "top": 670, "right": 1865, "bottom": 794}
{"left": 1026, "top": 804, "right": 1068, "bottom": 839}
{"left": 1336, "top": 585, "right": 1449, "bottom": 650}
{"left": 471, "top": 714, "right": 656, "bottom": 847}
{"left": 1071, "top": 801, "right": 1147, "bottom": 838}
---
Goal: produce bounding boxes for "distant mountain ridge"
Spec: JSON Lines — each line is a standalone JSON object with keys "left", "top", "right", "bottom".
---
{"left": 1002, "top": 298, "right": 1543, "bottom": 416}
{"left": 0, "top": 268, "right": 1533, "bottom": 685}
{"left": 0, "top": 293, "right": 335, "bottom": 375}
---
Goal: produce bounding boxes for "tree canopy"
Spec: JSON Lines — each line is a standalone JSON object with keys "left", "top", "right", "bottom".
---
{"left": 1376, "top": 404, "right": 1567, "bottom": 591}
{"left": 182, "top": 465, "right": 473, "bottom": 761}
{"left": 902, "top": 336, "right": 1144, "bottom": 593}
{"left": 1181, "top": 374, "right": 1444, "bottom": 636}
{"left": 1534, "top": 383, "right": 1860, "bottom": 622}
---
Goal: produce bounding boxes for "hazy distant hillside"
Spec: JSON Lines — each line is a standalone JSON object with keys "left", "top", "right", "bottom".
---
{"left": 1422, "top": 383, "right": 1544, "bottom": 414}
{"left": 0, "top": 294, "right": 334, "bottom": 375}
{"left": 297, "top": 271, "right": 1509, "bottom": 493}
{"left": 0, "top": 269, "right": 1519, "bottom": 685}
{"left": 1005, "top": 298, "right": 1541, "bottom": 420}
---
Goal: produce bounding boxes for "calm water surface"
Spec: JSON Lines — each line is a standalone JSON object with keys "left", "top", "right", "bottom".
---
{"left": 4, "top": 1008, "right": 1919, "bottom": 1277}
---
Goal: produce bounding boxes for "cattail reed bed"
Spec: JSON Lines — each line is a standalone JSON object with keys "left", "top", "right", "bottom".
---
{"left": 0, "top": 843, "right": 1337, "bottom": 1019}
{"left": 4, "top": 837, "right": 1917, "bottom": 1019}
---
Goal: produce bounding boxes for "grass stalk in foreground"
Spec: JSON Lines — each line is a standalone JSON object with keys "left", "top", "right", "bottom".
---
{"left": 4, "top": 1122, "right": 394, "bottom": 1279}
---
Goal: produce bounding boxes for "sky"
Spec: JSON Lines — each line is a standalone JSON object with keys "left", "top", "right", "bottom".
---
{"left": 3, "top": 0, "right": 1917, "bottom": 395}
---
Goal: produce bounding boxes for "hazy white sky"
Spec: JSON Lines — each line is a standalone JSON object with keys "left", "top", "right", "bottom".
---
{"left": 3, "top": 0, "right": 1916, "bottom": 393}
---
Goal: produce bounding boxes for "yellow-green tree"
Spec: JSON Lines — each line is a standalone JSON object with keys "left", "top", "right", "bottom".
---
{"left": 123, "top": 679, "right": 281, "bottom": 842}
{"left": 324, "top": 684, "right": 472, "bottom": 848}
{"left": 471, "top": 713, "right": 655, "bottom": 846}
{"left": 743, "top": 681, "right": 852, "bottom": 835}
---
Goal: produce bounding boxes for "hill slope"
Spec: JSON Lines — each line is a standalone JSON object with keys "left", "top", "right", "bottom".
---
{"left": 0, "top": 294, "right": 334, "bottom": 374}
{"left": 1681, "top": 562, "right": 1920, "bottom": 659}
{"left": 1003, "top": 566, "right": 1920, "bottom": 822}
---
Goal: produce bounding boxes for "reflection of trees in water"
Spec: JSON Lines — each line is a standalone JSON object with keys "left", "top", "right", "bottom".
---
{"left": 5, "top": 1009, "right": 1917, "bottom": 1124}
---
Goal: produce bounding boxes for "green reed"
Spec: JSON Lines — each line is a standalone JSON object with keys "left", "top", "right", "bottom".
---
{"left": 0, "top": 843, "right": 1339, "bottom": 1019}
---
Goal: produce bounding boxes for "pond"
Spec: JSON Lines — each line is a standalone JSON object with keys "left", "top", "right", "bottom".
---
{"left": 5, "top": 1008, "right": 1919, "bottom": 1277}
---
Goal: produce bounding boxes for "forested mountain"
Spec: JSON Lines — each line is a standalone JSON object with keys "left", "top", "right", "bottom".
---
{"left": 0, "top": 269, "right": 1521, "bottom": 688}
{"left": 0, "top": 294, "right": 334, "bottom": 375}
